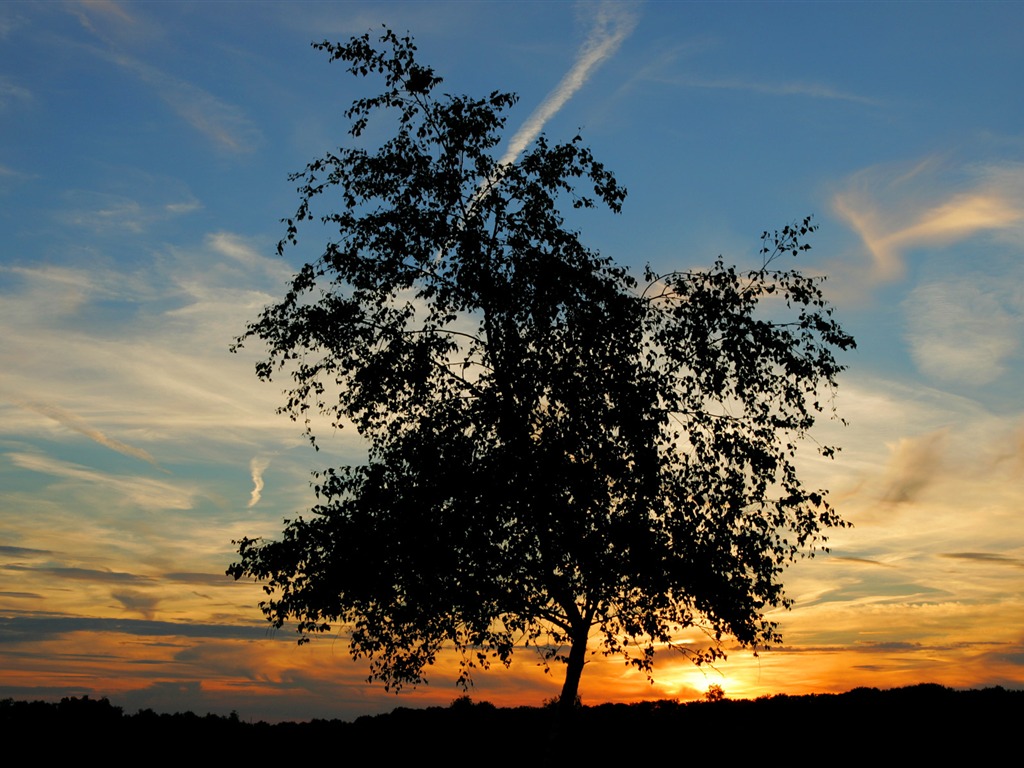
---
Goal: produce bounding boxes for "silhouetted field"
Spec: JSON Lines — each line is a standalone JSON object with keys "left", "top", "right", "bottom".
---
{"left": 5, "top": 684, "right": 1019, "bottom": 757}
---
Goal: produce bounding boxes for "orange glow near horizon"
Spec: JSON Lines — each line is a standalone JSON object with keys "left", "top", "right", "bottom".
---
{"left": 5, "top": 586, "right": 1021, "bottom": 722}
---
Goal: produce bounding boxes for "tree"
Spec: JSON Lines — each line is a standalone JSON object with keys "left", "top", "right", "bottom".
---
{"left": 705, "top": 684, "right": 727, "bottom": 703}
{"left": 228, "top": 29, "right": 855, "bottom": 711}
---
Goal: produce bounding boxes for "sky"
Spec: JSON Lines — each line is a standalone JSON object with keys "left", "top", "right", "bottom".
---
{"left": 1, "top": 1, "right": 1023, "bottom": 722}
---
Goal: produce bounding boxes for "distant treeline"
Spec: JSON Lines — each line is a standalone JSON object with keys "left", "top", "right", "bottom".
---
{"left": 4, "top": 684, "right": 1020, "bottom": 757}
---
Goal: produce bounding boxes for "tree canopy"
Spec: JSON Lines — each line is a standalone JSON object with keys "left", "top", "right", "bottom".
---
{"left": 228, "top": 29, "right": 855, "bottom": 709}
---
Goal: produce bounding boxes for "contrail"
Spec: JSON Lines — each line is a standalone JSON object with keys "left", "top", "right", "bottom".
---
{"left": 498, "top": 1, "right": 638, "bottom": 167}
{"left": 433, "top": 1, "right": 638, "bottom": 266}
{"left": 19, "top": 400, "right": 165, "bottom": 471}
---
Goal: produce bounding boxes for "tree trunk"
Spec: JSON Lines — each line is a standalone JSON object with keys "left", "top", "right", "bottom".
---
{"left": 558, "top": 626, "right": 588, "bottom": 714}
{"left": 547, "top": 624, "right": 589, "bottom": 746}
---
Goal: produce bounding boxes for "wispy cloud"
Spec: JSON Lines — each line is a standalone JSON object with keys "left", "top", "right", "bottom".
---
{"left": 69, "top": 0, "right": 137, "bottom": 36}
{"left": 942, "top": 552, "right": 1024, "bottom": 567}
{"left": 830, "top": 556, "right": 895, "bottom": 568}
{"left": 67, "top": 0, "right": 258, "bottom": 155}
{"left": 903, "top": 278, "right": 1021, "bottom": 386}
{"left": 61, "top": 189, "right": 200, "bottom": 235}
{"left": 0, "top": 164, "right": 33, "bottom": 179}
{"left": 3, "top": 564, "right": 155, "bottom": 584}
{"left": 0, "top": 12, "right": 25, "bottom": 40}
{"left": 499, "top": 1, "right": 638, "bottom": 166}
{"left": 0, "top": 546, "right": 52, "bottom": 558}
{"left": 78, "top": 38, "right": 262, "bottom": 153}
{"left": 0, "top": 615, "right": 270, "bottom": 643}
{"left": 832, "top": 159, "right": 1024, "bottom": 282}
{"left": 207, "top": 232, "right": 293, "bottom": 284}
{"left": 879, "top": 431, "right": 948, "bottom": 505}
{"left": 164, "top": 572, "right": 233, "bottom": 586}
{"left": 618, "top": 34, "right": 875, "bottom": 111}
{"left": 7, "top": 452, "right": 196, "bottom": 511}
{"left": 0, "top": 76, "right": 31, "bottom": 109}
{"left": 0, "top": 238, "right": 323, "bottom": 460}
{"left": 157, "top": 78, "right": 264, "bottom": 154}
{"left": 670, "top": 74, "right": 877, "bottom": 105}
{"left": 247, "top": 456, "right": 269, "bottom": 508}
{"left": 18, "top": 401, "right": 165, "bottom": 470}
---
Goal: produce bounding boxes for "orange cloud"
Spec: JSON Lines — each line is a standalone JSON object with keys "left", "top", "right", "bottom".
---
{"left": 833, "top": 160, "right": 1024, "bottom": 282}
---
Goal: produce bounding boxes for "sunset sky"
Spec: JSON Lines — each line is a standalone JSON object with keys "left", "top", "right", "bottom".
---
{"left": 2, "top": 1, "right": 1023, "bottom": 722}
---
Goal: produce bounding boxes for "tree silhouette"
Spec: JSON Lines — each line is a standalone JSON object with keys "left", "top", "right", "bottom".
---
{"left": 229, "top": 28, "right": 855, "bottom": 711}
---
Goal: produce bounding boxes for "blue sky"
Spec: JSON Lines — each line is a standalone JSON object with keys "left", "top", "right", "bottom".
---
{"left": 2, "top": 1, "right": 1023, "bottom": 721}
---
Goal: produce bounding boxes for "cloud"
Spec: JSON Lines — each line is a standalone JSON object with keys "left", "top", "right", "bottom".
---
{"left": 0, "top": 236, "right": 331, "bottom": 462}
{"left": 0, "top": 76, "right": 31, "bottom": 109}
{"left": 18, "top": 401, "right": 165, "bottom": 470}
{"left": 70, "top": 0, "right": 138, "bottom": 37}
{"left": 207, "top": 231, "right": 293, "bottom": 284}
{"left": 83, "top": 45, "right": 262, "bottom": 154}
{"left": 6, "top": 452, "right": 196, "bottom": 511}
{"left": 0, "top": 262, "right": 135, "bottom": 318}
{"left": 248, "top": 456, "right": 269, "bottom": 508}
{"left": 942, "top": 552, "right": 1023, "bottom": 567}
{"left": 832, "top": 159, "right": 1024, "bottom": 282}
{"left": 112, "top": 590, "right": 160, "bottom": 619}
{"left": 2, "top": 564, "right": 154, "bottom": 584}
{"left": 0, "top": 615, "right": 271, "bottom": 644}
{"left": 164, "top": 572, "right": 233, "bottom": 586}
{"left": 69, "top": 2, "right": 262, "bottom": 152}
{"left": 61, "top": 189, "right": 201, "bottom": 235}
{"left": 0, "top": 546, "right": 53, "bottom": 558}
{"left": 160, "top": 81, "right": 264, "bottom": 154}
{"left": 451, "top": 2, "right": 637, "bottom": 251}
{"left": 670, "top": 74, "right": 876, "bottom": 105}
{"left": 829, "top": 556, "right": 894, "bottom": 568}
{"left": 878, "top": 431, "right": 948, "bottom": 505}
{"left": 498, "top": 1, "right": 637, "bottom": 166}
{"left": 211, "top": 231, "right": 267, "bottom": 267}
{"left": 0, "top": 164, "right": 33, "bottom": 179}
{"left": 903, "top": 278, "right": 1021, "bottom": 386}
{"left": 0, "top": 12, "right": 26, "bottom": 40}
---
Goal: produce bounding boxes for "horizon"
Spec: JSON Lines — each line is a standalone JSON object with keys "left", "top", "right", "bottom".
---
{"left": 6, "top": 680, "right": 1019, "bottom": 725}
{"left": 2, "top": 1, "right": 1023, "bottom": 723}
